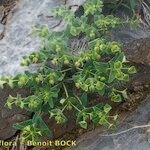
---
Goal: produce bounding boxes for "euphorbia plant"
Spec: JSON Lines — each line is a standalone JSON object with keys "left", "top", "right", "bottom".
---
{"left": 0, "top": 0, "right": 136, "bottom": 142}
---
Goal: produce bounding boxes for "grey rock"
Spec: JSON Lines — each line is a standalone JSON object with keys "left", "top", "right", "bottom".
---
{"left": 0, "top": 0, "right": 65, "bottom": 75}
{"left": 66, "top": 96, "right": 150, "bottom": 150}
{"left": 0, "top": 0, "right": 86, "bottom": 76}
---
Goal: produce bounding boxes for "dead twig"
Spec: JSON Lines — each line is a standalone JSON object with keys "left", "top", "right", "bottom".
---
{"left": 100, "top": 124, "right": 150, "bottom": 137}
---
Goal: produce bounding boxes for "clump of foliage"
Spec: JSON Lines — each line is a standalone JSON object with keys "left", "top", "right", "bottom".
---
{"left": 0, "top": 0, "right": 136, "bottom": 142}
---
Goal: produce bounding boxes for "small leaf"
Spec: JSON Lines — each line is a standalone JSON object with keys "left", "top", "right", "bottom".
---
{"left": 113, "top": 114, "right": 119, "bottom": 121}
{"left": 35, "top": 115, "right": 51, "bottom": 137}
{"left": 122, "top": 89, "right": 128, "bottom": 99}
{"left": 48, "top": 98, "right": 54, "bottom": 108}
{"left": 79, "top": 121, "right": 88, "bottom": 129}
{"left": 114, "top": 61, "right": 122, "bottom": 70}
{"left": 93, "top": 61, "right": 109, "bottom": 73}
{"left": 8, "top": 79, "right": 14, "bottom": 88}
{"left": 13, "top": 120, "right": 33, "bottom": 130}
{"left": 108, "top": 69, "right": 116, "bottom": 83}
{"left": 80, "top": 93, "right": 88, "bottom": 106}
{"left": 0, "top": 80, "right": 6, "bottom": 89}
{"left": 111, "top": 94, "right": 122, "bottom": 102}
{"left": 104, "top": 104, "right": 112, "bottom": 114}
{"left": 60, "top": 98, "right": 66, "bottom": 104}
{"left": 128, "top": 66, "right": 136, "bottom": 74}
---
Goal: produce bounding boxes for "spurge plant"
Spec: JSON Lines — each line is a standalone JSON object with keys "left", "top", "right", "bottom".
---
{"left": 0, "top": 0, "right": 136, "bottom": 142}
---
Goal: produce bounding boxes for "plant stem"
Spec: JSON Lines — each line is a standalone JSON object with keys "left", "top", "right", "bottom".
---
{"left": 61, "top": 68, "right": 72, "bottom": 73}
{"left": 74, "top": 95, "right": 85, "bottom": 109}
{"left": 61, "top": 104, "right": 67, "bottom": 112}
{"left": 71, "top": 103, "right": 81, "bottom": 112}
{"left": 62, "top": 83, "right": 69, "bottom": 98}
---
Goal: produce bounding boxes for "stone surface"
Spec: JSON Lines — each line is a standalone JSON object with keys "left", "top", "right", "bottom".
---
{"left": 66, "top": 95, "right": 150, "bottom": 150}
{"left": 0, "top": 0, "right": 86, "bottom": 76}
{"left": 0, "top": 0, "right": 65, "bottom": 75}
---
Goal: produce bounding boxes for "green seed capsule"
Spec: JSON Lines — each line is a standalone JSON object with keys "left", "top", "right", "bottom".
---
{"left": 75, "top": 82, "right": 80, "bottom": 88}
{"left": 90, "top": 32, "right": 95, "bottom": 38}
{"left": 51, "top": 58, "right": 58, "bottom": 65}
{"left": 28, "top": 100, "right": 40, "bottom": 109}
{"left": 115, "top": 72, "right": 124, "bottom": 80}
{"left": 75, "top": 61, "right": 80, "bottom": 67}
{"left": 96, "top": 81, "right": 104, "bottom": 90}
{"left": 89, "top": 85, "right": 95, "bottom": 91}
{"left": 32, "top": 57, "right": 38, "bottom": 63}
{"left": 64, "top": 59, "right": 69, "bottom": 65}
{"left": 56, "top": 47, "right": 61, "bottom": 52}
{"left": 18, "top": 76, "right": 27, "bottom": 86}
{"left": 21, "top": 59, "right": 29, "bottom": 66}
{"left": 100, "top": 77, "right": 106, "bottom": 81}
{"left": 111, "top": 44, "right": 120, "bottom": 53}
{"left": 49, "top": 79, "right": 55, "bottom": 85}
{"left": 94, "top": 46, "right": 99, "bottom": 51}
{"left": 70, "top": 26, "right": 77, "bottom": 36}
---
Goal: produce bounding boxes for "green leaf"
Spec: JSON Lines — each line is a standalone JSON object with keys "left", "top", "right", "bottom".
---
{"left": 77, "top": 112, "right": 84, "bottom": 123}
{"left": 99, "top": 116, "right": 109, "bottom": 126}
{"left": 93, "top": 61, "right": 109, "bottom": 73}
{"left": 48, "top": 98, "right": 54, "bottom": 108}
{"left": 128, "top": 66, "right": 136, "bottom": 74}
{"left": 109, "top": 52, "right": 124, "bottom": 67}
{"left": 60, "top": 98, "right": 66, "bottom": 104}
{"left": 34, "top": 115, "right": 51, "bottom": 137}
{"left": 80, "top": 93, "right": 88, "bottom": 106}
{"left": 113, "top": 114, "right": 119, "bottom": 121}
{"left": 91, "top": 114, "right": 99, "bottom": 127}
{"left": 79, "top": 121, "right": 88, "bottom": 129}
{"left": 129, "top": 0, "right": 136, "bottom": 13}
{"left": 114, "top": 61, "right": 122, "bottom": 70}
{"left": 122, "top": 89, "right": 128, "bottom": 99}
{"left": 111, "top": 94, "right": 122, "bottom": 102}
{"left": 104, "top": 104, "right": 112, "bottom": 114}
{"left": 108, "top": 69, "right": 116, "bottom": 83}
{"left": 13, "top": 119, "right": 33, "bottom": 130}
{"left": 95, "top": 81, "right": 105, "bottom": 90}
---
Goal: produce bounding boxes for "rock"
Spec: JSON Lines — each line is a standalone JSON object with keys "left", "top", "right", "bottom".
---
{"left": 65, "top": 95, "right": 150, "bottom": 150}
{"left": 0, "top": 0, "right": 65, "bottom": 75}
{"left": 0, "top": 0, "right": 86, "bottom": 76}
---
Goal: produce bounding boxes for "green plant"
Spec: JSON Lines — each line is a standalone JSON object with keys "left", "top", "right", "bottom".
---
{"left": 0, "top": 0, "right": 136, "bottom": 142}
